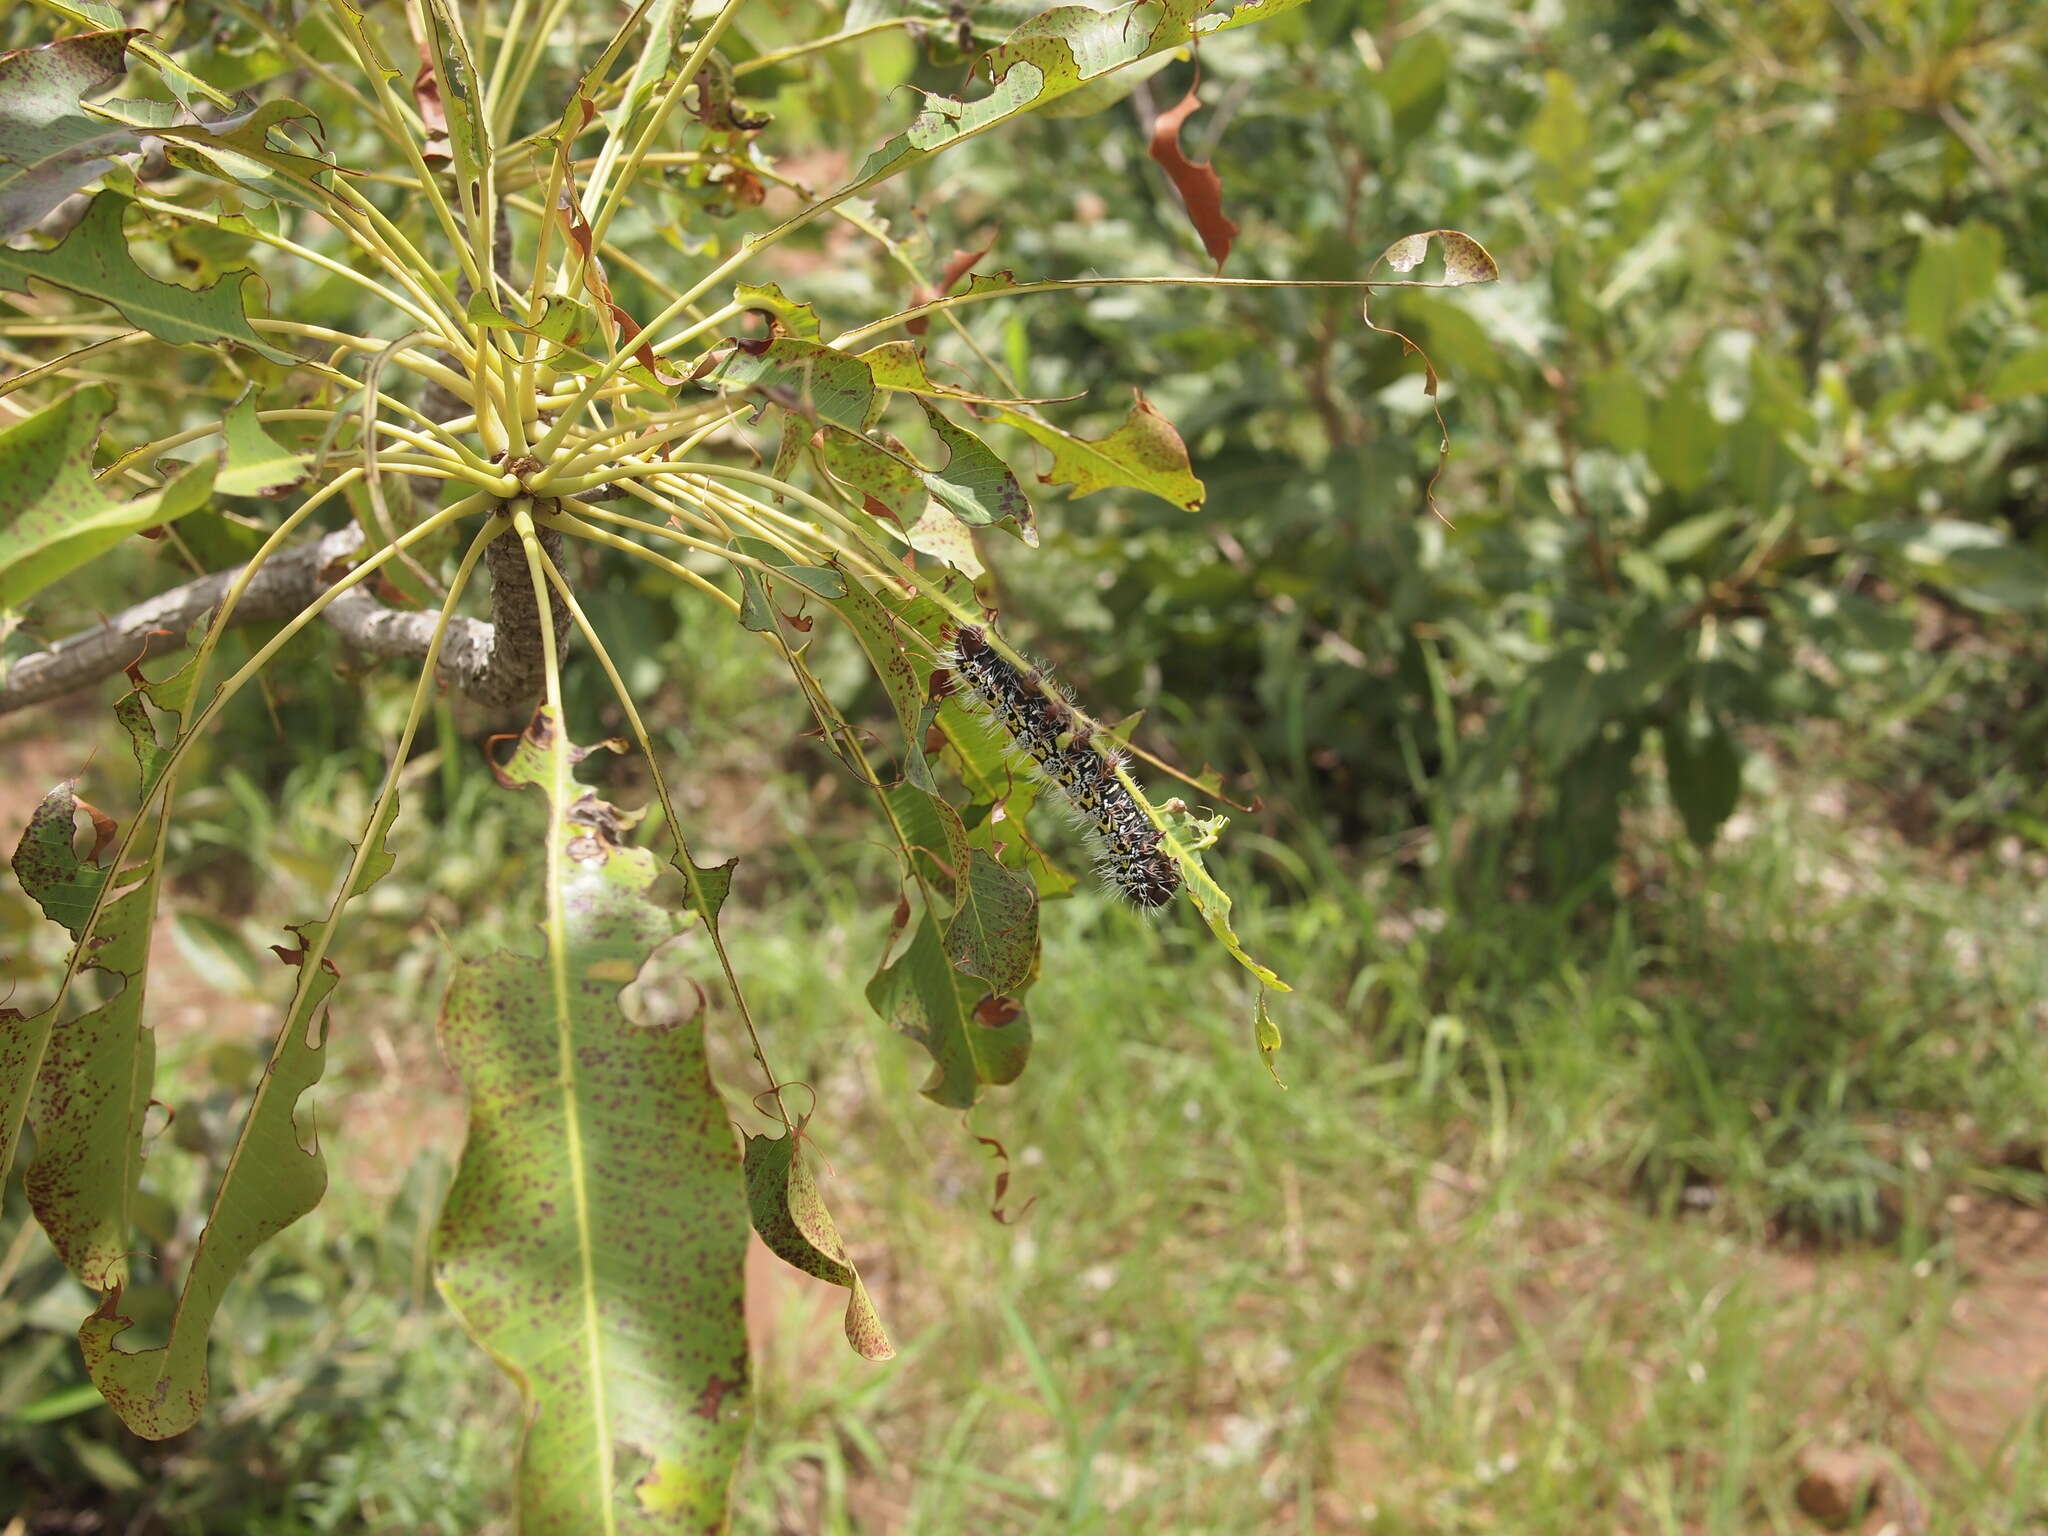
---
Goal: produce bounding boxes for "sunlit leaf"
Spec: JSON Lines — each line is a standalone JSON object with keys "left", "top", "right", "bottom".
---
{"left": 914, "top": 400, "right": 1035, "bottom": 545}
{"left": 995, "top": 394, "right": 1205, "bottom": 511}
{"left": 438, "top": 707, "right": 751, "bottom": 1532}
{"left": 1146, "top": 82, "right": 1237, "bottom": 269}
{"left": 744, "top": 1127, "right": 894, "bottom": 1361}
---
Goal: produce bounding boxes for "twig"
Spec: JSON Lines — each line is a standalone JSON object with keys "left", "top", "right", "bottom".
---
{"left": 0, "top": 513, "right": 581, "bottom": 716}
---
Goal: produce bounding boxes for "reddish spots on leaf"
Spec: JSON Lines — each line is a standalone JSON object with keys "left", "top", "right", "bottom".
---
{"left": 692, "top": 1370, "right": 743, "bottom": 1420}
{"left": 863, "top": 493, "right": 900, "bottom": 526}
{"left": 1148, "top": 83, "right": 1238, "bottom": 271}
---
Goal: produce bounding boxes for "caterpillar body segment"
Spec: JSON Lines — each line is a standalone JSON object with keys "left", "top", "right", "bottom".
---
{"left": 942, "top": 625, "right": 1181, "bottom": 910}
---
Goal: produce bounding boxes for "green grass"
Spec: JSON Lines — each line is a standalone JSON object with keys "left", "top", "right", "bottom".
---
{"left": 6, "top": 630, "right": 2048, "bottom": 1533}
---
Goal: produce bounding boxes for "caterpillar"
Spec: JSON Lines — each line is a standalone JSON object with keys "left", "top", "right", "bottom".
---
{"left": 942, "top": 625, "right": 1182, "bottom": 910}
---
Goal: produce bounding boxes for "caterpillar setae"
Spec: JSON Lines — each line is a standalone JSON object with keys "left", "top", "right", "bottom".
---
{"left": 943, "top": 625, "right": 1182, "bottom": 910}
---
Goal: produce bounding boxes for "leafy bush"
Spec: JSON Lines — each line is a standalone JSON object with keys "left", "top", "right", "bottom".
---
{"left": 960, "top": 0, "right": 2048, "bottom": 883}
{"left": 0, "top": 0, "right": 1499, "bottom": 1523}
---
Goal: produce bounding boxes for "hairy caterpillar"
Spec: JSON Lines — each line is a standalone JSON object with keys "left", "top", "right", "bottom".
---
{"left": 943, "top": 625, "right": 1182, "bottom": 910}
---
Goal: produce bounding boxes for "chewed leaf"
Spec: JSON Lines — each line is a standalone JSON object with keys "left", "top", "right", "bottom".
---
{"left": 1374, "top": 228, "right": 1500, "bottom": 287}
{"left": 733, "top": 280, "right": 822, "bottom": 339}
{"left": 820, "top": 577, "right": 939, "bottom": 791}
{"left": 915, "top": 400, "right": 1036, "bottom": 545}
{"left": 1361, "top": 229, "right": 1499, "bottom": 520}
{"left": 1134, "top": 785, "right": 1291, "bottom": 996}
{"left": 1254, "top": 988, "right": 1286, "bottom": 1088}
{"left": 215, "top": 391, "right": 312, "bottom": 496}
{"left": 693, "top": 335, "right": 877, "bottom": 432}
{"left": 437, "top": 705, "right": 751, "bottom": 1530}
{"left": 10, "top": 779, "right": 112, "bottom": 937}
{"left": 946, "top": 849, "right": 1038, "bottom": 996}
{"left": 867, "top": 912, "right": 1029, "bottom": 1108}
{"left": 77, "top": 656, "right": 363, "bottom": 1438}
{"left": 996, "top": 393, "right": 1205, "bottom": 511}
{"left": 0, "top": 193, "right": 289, "bottom": 359}
{"left": 744, "top": 1128, "right": 894, "bottom": 1361}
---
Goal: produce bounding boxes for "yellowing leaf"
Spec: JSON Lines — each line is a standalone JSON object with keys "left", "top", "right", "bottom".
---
{"left": 997, "top": 393, "right": 1205, "bottom": 510}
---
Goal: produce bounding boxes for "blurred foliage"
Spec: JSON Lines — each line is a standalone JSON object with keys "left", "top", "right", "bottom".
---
{"left": 915, "top": 0, "right": 2048, "bottom": 889}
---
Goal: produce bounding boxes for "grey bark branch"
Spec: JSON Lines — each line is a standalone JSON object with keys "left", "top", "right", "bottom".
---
{"left": 0, "top": 516, "right": 572, "bottom": 717}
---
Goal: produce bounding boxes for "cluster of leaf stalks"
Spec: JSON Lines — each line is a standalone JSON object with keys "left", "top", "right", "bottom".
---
{"left": 0, "top": 0, "right": 1491, "bottom": 1522}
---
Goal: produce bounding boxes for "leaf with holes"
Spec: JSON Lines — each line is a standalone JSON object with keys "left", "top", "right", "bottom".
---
{"left": 995, "top": 393, "right": 1205, "bottom": 511}
{"left": 849, "top": 0, "right": 1310, "bottom": 196}
{"left": 867, "top": 909, "right": 1029, "bottom": 1108}
{"left": 436, "top": 707, "right": 751, "bottom": 1532}
{"left": 79, "top": 659, "right": 384, "bottom": 1439}
{"left": 915, "top": 400, "right": 1035, "bottom": 545}
{"left": 0, "top": 193, "right": 289, "bottom": 359}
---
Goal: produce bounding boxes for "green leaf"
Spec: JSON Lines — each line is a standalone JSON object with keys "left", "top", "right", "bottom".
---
{"left": 995, "top": 393, "right": 1206, "bottom": 511}
{"left": 695, "top": 335, "right": 876, "bottom": 431}
{"left": 215, "top": 391, "right": 311, "bottom": 496}
{"left": 1253, "top": 989, "right": 1285, "bottom": 1088}
{"left": 77, "top": 656, "right": 393, "bottom": 1437}
{"left": 420, "top": 0, "right": 491, "bottom": 201}
{"left": 0, "top": 387, "right": 216, "bottom": 607}
{"left": 0, "top": 193, "right": 288, "bottom": 359}
{"left": 9, "top": 778, "right": 113, "bottom": 937}
{"left": 153, "top": 100, "right": 339, "bottom": 212}
{"left": 438, "top": 707, "right": 749, "bottom": 1532}
{"left": 820, "top": 577, "right": 940, "bottom": 791}
{"left": 915, "top": 400, "right": 1036, "bottom": 544}
{"left": 1987, "top": 344, "right": 2048, "bottom": 401}
{"left": 744, "top": 1128, "right": 894, "bottom": 1360}
{"left": 1648, "top": 372, "right": 1721, "bottom": 495}
{"left": 1, "top": 669, "right": 171, "bottom": 1366}
{"left": 1664, "top": 715, "right": 1742, "bottom": 849}
{"left": 733, "top": 280, "right": 822, "bottom": 339}
{"left": 1151, "top": 796, "right": 1291, "bottom": 995}
{"left": 0, "top": 29, "right": 146, "bottom": 237}
{"left": 884, "top": 781, "right": 972, "bottom": 908}
{"left": 2, "top": 770, "right": 155, "bottom": 1282}
{"left": 945, "top": 848, "right": 1038, "bottom": 995}
{"left": 867, "top": 911, "right": 1029, "bottom": 1107}
{"left": 1904, "top": 220, "right": 2003, "bottom": 349}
